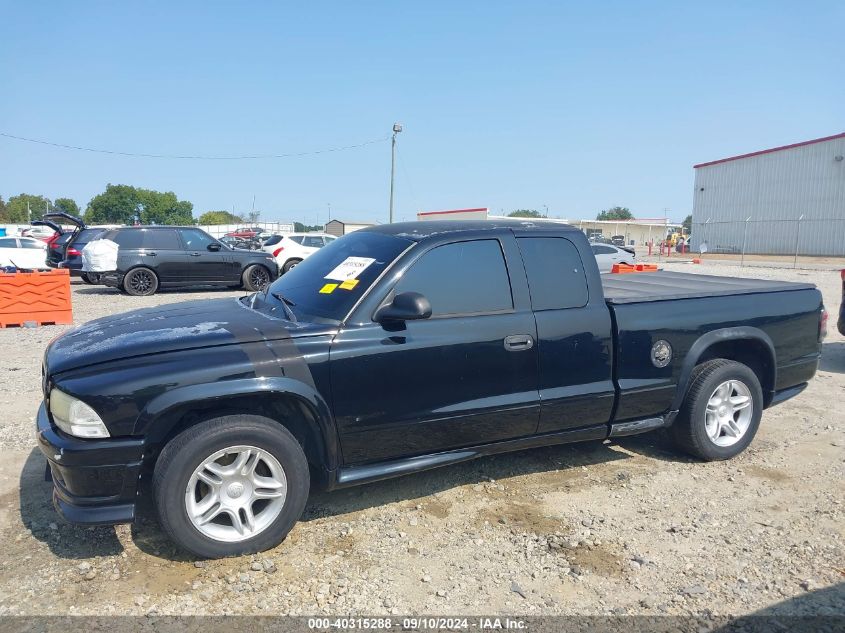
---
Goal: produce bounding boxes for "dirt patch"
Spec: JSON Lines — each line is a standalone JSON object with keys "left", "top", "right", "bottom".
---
{"left": 745, "top": 465, "right": 791, "bottom": 483}
{"left": 565, "top": 542, "right": 626, "bottom": 577}
{"left": 419, "top": 498, "right": 451, "bottom": 519}
{"left": 479, "top": 500, "right": 566, "bottom": 535}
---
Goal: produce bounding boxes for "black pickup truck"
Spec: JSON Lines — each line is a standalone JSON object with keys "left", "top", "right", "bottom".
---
{"left": 36, "top": 220, "right": 826, "bottom": 558}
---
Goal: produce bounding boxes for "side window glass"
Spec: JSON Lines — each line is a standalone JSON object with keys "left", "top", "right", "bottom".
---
{"left": 393, "top": 239, "right": 513, "bottom": 316}
{"left": 146, "top": 230, "right": 181, "bottom": 250}
{"left": 114, "top": 230, "right": 145, "bottom": 249}
{"left": 179, "top": 229, "right": 216, "bottom": 251}
{"left": 517, "top": 237, "right": 589, "bottom": 310}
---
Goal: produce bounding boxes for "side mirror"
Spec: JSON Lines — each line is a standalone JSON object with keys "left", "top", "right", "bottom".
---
{"left": 207, "top": 242, "right": 222, "bottom": 252}
{"left": 374, "top": 291, "right": 432, "bottom": 323}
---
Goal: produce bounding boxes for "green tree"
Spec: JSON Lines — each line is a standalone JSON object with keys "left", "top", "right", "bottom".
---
{"left": 53, "top": 197, "right": 80, "bottom": 216}
{"left": 198, "top": 210, "right": 243, "bottom": 225}
{"left": 682, "top": 214, "right": 692, "bottom": 233}
{"left": 0, "top": 196, "right": 6, "bottom": 221}
{"left": 596, "top": 206, "right": 634, "bottom": 221}
{"left": 85, "top": 184, "right": 194, "bottom": 225}
{"left": 6, "top": 194, "right": 52, "bottom": 223}
{"left": 294, "top": 222, "right": 323, "bottom": 232}
{"left": 508, "top": 209, "right": 545, "bottom": 218}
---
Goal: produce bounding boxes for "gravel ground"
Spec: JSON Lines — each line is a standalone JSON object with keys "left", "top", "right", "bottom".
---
{"left": 0, "top": 265, "right": 843, "bottom": 617}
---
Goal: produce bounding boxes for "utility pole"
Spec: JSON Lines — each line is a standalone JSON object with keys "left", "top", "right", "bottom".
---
{"left": 389, "top": 123, "right": 402, "bottom": 223}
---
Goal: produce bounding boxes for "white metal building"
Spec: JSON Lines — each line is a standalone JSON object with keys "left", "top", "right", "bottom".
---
{"left": 691, "top": 132, "right": 845, "bottom": 256}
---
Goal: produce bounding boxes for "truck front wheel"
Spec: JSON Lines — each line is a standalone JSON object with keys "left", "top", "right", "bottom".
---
{"left": 153, "top": 415, "right": 310, "bottom": 558}
{"left": 669, "top": 359, "right": 763, "bottom": 461}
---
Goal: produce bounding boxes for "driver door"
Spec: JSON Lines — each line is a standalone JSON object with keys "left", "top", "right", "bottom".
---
{"left": 177, "top": 228, "right": 234, "bottom": 282}
{"left": 329, "top": 236, "right": 540, "bottom": 464}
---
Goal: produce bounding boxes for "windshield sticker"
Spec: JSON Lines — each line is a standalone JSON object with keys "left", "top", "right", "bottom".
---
{"left": 324, "top": 257, "right": 376, "bottom": 281}
{"left": 339, "top": 278, "right": 360, "bottom": 291}
{"left": 319, "top": 283, "right": 338, "bottom": 294}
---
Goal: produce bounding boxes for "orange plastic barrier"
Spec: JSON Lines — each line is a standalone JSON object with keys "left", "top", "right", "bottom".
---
{"left": 610, "top": 264, "right": 637, "bottom": 274}
{"left": 0, "top": 269, "right": 73, "bottom": 328}
{"left": 610, "top": 263, "right": 659, "bottom": 274}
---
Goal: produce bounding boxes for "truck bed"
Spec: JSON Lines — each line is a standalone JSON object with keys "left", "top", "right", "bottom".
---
{"left": 601, "top": 270, "right": 815, "bottom": 305}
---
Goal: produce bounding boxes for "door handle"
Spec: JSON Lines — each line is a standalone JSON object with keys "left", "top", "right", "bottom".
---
{"left": 142, "top": 251, "right": 157, "bottom": 256}
{"left": 189, "top": 252, "right": 201, "bottom": 257}
{"left": 504, "top": 334, "right": 534, "bottom": 352}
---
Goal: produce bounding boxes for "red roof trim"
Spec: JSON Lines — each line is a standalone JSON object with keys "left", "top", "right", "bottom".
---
{"left": 417, "top": 207, "right": 488, "bottom": 216}
{"left": 693, "top": 132, "right": 845, "bottom": 169}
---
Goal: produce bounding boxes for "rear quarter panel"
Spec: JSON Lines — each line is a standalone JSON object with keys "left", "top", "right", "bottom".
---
{"left": 610, "top": 288, "right": 822, "bottom": 422}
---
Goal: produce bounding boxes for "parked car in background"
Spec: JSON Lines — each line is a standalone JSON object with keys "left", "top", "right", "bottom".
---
{"left": 838, "top": 269, "right": 844, "bottom": 336}
{"left": 225, "top": 227, "right": 264, "bottom": 239}
{"left": 263, "top": 232, "right": 336, "bottom": 273}
{"left": 21, "top": 224, "right": 59, "bottom": 241}
{"left": 219, "top": 235, "right": 259, "bottom": 250}
{"left": 0, "top": 236, "right": 48, "bottom": 269}
{"left": 93, "top": 226, "right": 278, "bottom": 295}
{"left": 591, "top": 243, "right": 637, "bottom": 272}
{"left": 37, "top": 213, "right": 105, "bottom": 283}
{"left": 611, "top": 235, "right": 626, "bottom": 246}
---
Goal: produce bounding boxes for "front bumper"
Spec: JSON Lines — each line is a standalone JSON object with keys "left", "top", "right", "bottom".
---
{"left": 35, "top": 402, "right": 144, "bottom": 525}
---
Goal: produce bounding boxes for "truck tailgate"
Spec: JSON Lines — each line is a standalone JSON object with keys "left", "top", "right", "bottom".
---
{"left": 602, "top": 271, "right": 815, "bottom": 304}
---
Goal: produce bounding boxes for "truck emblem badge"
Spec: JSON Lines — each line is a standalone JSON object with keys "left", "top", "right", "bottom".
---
{"left": 227, "top": 482, "right": 245, "bottom": 499}
{"left": 651, "top": 340, "right": 672, "bottom": 367}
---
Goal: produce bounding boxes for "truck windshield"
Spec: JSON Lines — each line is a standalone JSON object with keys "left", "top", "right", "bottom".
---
{"left": 257, "top": 231, "right": 412, "bottom": 323}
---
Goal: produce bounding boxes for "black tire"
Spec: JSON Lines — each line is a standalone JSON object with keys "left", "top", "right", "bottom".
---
{"left": 243, "top": 264, "right": 271, "bottom": 291}
{"left": 669, "top": 359, "right": 763, "bottom": 461}
{"left": 123, "top": 267, "right": 159, "bottom": 296}
{"left": 153, "top": 415, "right": 310, "bottom": 558}
{"left": 80, "top": 272, "right": 96, "bottom": 285}
{"left": 281, "top": 259, "right": 302, "bottom": 274}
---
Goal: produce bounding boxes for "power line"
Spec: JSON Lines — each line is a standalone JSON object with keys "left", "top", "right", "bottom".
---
{"left": 0, "top": 131, "right": 390, "bottom": 160}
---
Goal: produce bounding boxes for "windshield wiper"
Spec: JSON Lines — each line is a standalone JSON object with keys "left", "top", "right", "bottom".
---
{"left": 270, "top": 291, "right": 298, "bottom": 322}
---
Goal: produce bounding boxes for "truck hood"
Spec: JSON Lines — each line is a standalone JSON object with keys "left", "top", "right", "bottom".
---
{"left": 46, "top": 298, "right": 334, "bottom": 375}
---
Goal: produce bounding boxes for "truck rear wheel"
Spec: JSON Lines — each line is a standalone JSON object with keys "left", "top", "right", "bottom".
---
{"left": 669, "top": 359, "right": 763, "bottom": 461}
{"left": 153, "top": 415, "right": 310, "bottom": 558}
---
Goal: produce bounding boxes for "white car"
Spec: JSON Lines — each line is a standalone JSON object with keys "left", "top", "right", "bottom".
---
{"left": 263, "top": 233, "right": 337, "bottom": 273}
{"left": 590, "top": 243, "right": 637, "bottom": 273}
{"left": 21, "top": 224, "right": 59, "bottom": 240}
{"left": 0, "top": 236, "right": 48, "bottom": 269}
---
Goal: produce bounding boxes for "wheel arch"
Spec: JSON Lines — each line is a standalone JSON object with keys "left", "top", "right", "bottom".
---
{"left": 136, "top": 378, "right": 340, "bottom": 482}
{"left": 672, "top": 327, "right": 776, "bottom": 411}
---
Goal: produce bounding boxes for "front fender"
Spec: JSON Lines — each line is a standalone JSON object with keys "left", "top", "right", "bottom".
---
{"left": 671, "top": 326, "right": 776, "bottom": 411}
{"left": 135, "top": 377, "right": 339, "bottom": 470}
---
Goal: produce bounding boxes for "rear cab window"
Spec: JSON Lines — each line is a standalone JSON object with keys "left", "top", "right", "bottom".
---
{"left": 518, "top": 237, "right": 588, "bottom": 309}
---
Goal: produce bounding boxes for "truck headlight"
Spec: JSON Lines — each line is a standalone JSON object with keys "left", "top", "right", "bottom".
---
{"left": 49, "top": 388, "right": 110, "bottom": 438}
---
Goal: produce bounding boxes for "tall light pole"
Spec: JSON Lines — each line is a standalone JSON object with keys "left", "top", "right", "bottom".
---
{"left": 389, "top": 123, "right": 402, "bottom": 223}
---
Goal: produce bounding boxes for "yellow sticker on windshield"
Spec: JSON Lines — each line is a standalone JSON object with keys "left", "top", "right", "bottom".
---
{"left": 339, "top": 279, "right": 359, "bottom": 290}
{"left": 319, "top": 283, "right": 338, "bottom": 294}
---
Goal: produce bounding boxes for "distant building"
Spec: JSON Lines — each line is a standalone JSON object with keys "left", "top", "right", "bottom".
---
{"left": 324, "top": 219, "right": 377, "bottom": 236}
{"left": 691, "top": 132, "right": 845, "bottom": 256}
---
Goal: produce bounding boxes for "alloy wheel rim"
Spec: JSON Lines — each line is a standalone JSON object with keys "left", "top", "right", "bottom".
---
{"left": 185, "top": 445, "right": 287, "bottom": 542}
{"left": 251, "top": 268, "right": 269, "bottom": 289}
{"left": 131, "top": 271, "right": 153, "bottom": 292}
{"left": 704, "top": 380, "right": 753, "bottom": 447}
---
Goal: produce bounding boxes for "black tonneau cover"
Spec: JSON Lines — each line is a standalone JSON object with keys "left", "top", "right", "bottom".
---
{"left": 602, "top": 270, "right": 815, "bottom": 305}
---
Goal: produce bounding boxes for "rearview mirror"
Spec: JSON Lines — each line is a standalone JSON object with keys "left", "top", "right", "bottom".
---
{"left": 207, "top": 242, "right": 222, "bottom": 252}
{"left": 375, "top": 291, "right": 432, "bottom": 323}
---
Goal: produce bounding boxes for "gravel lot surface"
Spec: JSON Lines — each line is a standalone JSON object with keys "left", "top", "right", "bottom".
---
{"left": 0, "top": 265, "right": 843, "bottom": 617}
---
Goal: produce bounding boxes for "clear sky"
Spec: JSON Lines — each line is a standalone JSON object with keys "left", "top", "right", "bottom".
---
{"left": 1, "top": 1, "right": 842, "bottom": 225}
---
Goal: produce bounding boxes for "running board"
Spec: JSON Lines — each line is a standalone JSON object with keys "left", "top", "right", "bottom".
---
{"left": 336, "top": 424, "right": 607, "bottom": 488}
{"left": 608, "top": 417, "right": 667, "bottom": 437}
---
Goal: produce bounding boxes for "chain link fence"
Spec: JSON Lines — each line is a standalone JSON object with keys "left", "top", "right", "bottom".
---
{"left": 691, "top": 217, "right": 845, "bottom": 260}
